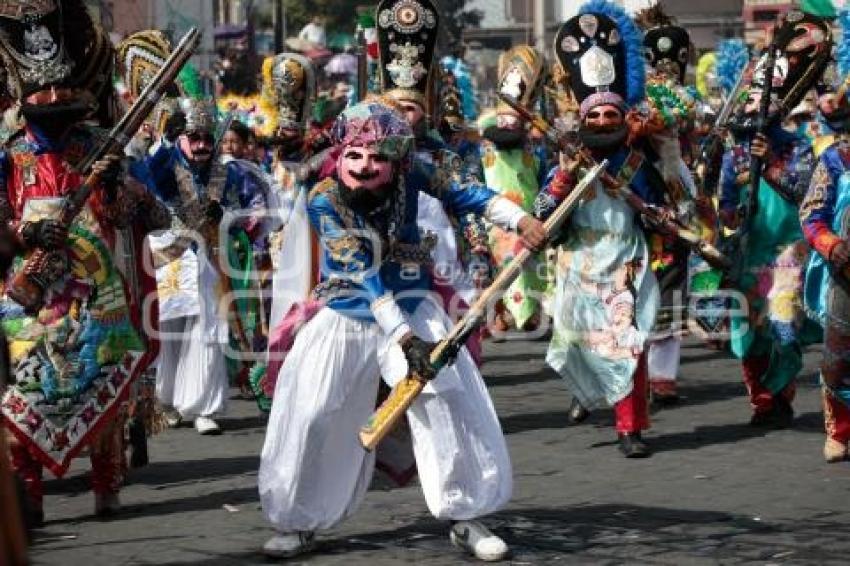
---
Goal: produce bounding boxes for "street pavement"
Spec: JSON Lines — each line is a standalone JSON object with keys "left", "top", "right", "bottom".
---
{"left": 26, "top": 337, "right": 850, "bottom": 565}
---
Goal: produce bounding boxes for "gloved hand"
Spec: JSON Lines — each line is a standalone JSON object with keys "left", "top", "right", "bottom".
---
{"left": 163, "top": 112, "right": 187, "bottom": 143}
{"left": 20, "top": 219, "right": 68, "bottom": 249}
{"left": 399, "top": 333, "right": 438, "bottom": 381}
{"left": 92, "top": 153, "right": 123, "bottom": 202}
{"left": 204, "top": 199, "right": 224, "bottom": 224}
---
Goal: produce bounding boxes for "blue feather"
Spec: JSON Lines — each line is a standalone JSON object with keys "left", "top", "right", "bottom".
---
{"left": 837, "top": 10, "right": 850, "bottom": 79}
{"left": 716, "top": 39, "right": 749, "bottom": 96}
{"left": 578, "top": 0, "right": 645, "bottom": 107}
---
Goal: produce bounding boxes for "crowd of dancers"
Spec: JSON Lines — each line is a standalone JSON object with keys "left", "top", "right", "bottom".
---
{"left": 3, "top": 0, "right": 850, "bottom": 562}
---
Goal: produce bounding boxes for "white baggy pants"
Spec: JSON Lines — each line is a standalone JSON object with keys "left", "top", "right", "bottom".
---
{"left": 258, "top": 296, "right": 512, "bottom": 532}
{"left": 156, "top": 315, "right": 228, "bottom": 419}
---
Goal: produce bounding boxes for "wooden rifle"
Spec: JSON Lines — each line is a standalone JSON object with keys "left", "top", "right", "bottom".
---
{"left": 693, "top": 62, "right": 750, "bottom": 197}
{"left": 727, "top": 39, "right": 777, "bottom": 285}
{"left": 355, "top": 28, "right": 368, "bottom": 103}
{"left": 498, "top": 93, "right": 732, "bottom": 271}
{"left": 358, "top": 160, "right": 607, "bottom": 450}
{"left": 8, "top": 28, "right": 202, "bottom": 313}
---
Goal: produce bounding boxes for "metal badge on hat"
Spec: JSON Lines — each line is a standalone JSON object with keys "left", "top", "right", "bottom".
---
{"left": 375, "top": 0, "right": 439, "bottom": 106}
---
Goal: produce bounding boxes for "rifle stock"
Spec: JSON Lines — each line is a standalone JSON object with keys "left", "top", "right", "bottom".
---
{"left": 498, "top": 93, "right": 732, "bottom": 271}
{"left": 8, "top": 28, "right": 202, "bottom": 313}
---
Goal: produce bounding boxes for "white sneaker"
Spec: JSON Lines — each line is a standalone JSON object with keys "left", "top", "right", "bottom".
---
{"left": 262, "top": 532, "right": 315, "bottom": 558}
{"left": 450, "top": 520, "right": 509, "bottom": 561}
{"left": 194, "top": 416, "right": 221, "bottom": 435}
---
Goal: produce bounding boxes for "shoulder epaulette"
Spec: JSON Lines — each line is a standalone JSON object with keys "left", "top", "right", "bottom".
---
{"left": 308, "top": 177, "right": 336, "bottom": 202}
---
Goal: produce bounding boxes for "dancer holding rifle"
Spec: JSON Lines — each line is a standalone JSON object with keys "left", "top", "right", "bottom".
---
{"left": 720, "top": 10, "right": 828, "bottom": 429}
{"left": 257, "top": 100, "right": 550, "bottom": 561}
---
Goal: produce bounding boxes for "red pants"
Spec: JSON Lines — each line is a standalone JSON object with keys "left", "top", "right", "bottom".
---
{"left": 741, "top": 355, "right": 795, "bottom": 415}
{"left": 614, "top": 354, "right": 650, "bottom": 434}
{"left": 7, "top": 420, "right": 124, "bottom": 512}
{"left": 824, "top": 388, "right": 850, "bottom": 443}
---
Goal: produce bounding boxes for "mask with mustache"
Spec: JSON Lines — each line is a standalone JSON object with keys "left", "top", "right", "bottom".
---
{"left": 339, "top": 182, "right": 394, "bottom": 213}
{"left": 728, "top": 108, "right": 781, "bottom": 139}
{"left": 577, "top": 123, "right": 628, "bottom": 151}
{"left": 482, "top": 125, "right": 525, "bottom": 149}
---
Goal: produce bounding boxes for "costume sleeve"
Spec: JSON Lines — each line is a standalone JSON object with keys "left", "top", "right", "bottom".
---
{"left": 410, "top": 161, "right": 528, "bottom": 231}
{"left": 144, "top": 141, "right": 180, "bottom": 203}
{"left": 533, "top": 165, "right": 576, "bottom": 221}
{"left": 800, "top": 154, "right": 842, "bottom": 260}
{"left": 718, "top": 149, "right": 739, "bottom": 213}
{"left": 307, "top": 191, "right": 411, "bottom": 340}
{"left": 764, "top": 143, "right": 814, "bottom": 205}
{"left": 533, "top": 144, "right": 551, "bottom": 188}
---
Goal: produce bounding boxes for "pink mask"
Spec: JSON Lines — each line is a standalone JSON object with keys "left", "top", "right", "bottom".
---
{"left": 337, "top": 145, "right": 395, "bottom": 191}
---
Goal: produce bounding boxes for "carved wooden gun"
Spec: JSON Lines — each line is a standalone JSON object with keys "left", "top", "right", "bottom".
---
{"left": 359, "top": 160, "right": 607, "bottom": 450}
{"left": 8, "top": 28, "right": 202, "bottom": 313}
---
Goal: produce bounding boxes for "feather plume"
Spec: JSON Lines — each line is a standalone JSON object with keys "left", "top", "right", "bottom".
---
{"left": 716, "top": 38, "right": 749, "bottom": 96}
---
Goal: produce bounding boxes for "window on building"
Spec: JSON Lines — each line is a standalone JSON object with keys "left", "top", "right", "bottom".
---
{"left": 753, "top": 9, "right": 780, "bottom": 23}
{"left": 507, "top": 0, "right": 556, "bottom": 24}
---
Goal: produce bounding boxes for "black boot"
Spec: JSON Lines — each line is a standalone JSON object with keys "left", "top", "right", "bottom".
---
{"left": 128, "top": 416, "right": 149, "bottom": 468}
{"left": 618, "top": 433, "right": 651, "bottom": 458}
{"left": 567, "top": 397, "right": 589, "bottom": 425}
{"left": 772, "top": 396, "right": 794, "bottom": 429}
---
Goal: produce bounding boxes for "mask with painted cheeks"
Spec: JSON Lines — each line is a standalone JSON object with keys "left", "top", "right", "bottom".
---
{"left": 337, "top": 144, "right": 397, "bottom": 213}
{"left": 578, "top": 103, "right": 628, "bottom": 150}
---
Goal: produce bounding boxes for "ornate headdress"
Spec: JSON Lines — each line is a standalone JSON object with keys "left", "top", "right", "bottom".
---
{"left": 330, "top": 101, "right": 413, "bottom": 162}
{"left": 0, "top": 0, "right": 112, "bottom": 100}
{"left": 635, "top": 3, "right": 691, "bottom": 84}
{"left": 748, "top": 9, "right": 832, "bottom": 114}
{"left": 116, "top": 30, "right": 173, "bottom": 100}
{"left": 496, "top": 45, "right": 545, "bottom": 116}
{"left": 182, "top": 99, "right": 217, "bottom": 135}
{"left": 554, "top": 0, "right": 645, "bottom": 120}
{"left": 261, "top": 52, "right": 315, "bottom": 134}
{"left": 375, "top": 0, "right": 439, "bottom": 107}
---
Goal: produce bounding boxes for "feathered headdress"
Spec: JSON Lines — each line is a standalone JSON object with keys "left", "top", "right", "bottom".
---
{"left": 635, "top": 2, "right": 691, "bottom": 84}
{"left": 715, "top": 39, "right": 749, "bottom": 97}
{"left": 837, "top": 9, "right": 850, "bottom": 79}
{"left": 554, "top": 0, "right": 645, "bottom": 119}
{"left": 579, "top": 0, "right": 645, "bottom": 107}
{"left": 695, "top": 52, "right": 717, "bottom": 99}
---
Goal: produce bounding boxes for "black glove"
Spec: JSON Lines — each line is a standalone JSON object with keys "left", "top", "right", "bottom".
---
{"left": 400, "top": 334, "right": 438, "bottom": 381}
{"left": 20, "top": 219, "right": 68, "bottom": 249}
{"left": 93, "top": 155, "right": 123, "bottom": 202}
{"left": 163, "top": 112, "right": 187, "bottom": 143}
{"left": 204, "top": 199, "right": 224, "bottom": 224}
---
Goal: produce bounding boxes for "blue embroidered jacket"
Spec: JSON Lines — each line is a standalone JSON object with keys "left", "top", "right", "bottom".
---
{"left": 307, "top": 163, "right": 506, "bottom": 337}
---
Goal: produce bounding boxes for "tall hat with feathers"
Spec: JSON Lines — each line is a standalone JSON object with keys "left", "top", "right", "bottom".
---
{"left": 748, "top": 9, "right": 832, "bottom": 115}
{"left": 0, "top": 1, "right": 113, "bottom": 101}
{"left": 116, "top": 30, "right": 175, "bottom": 100}
{"left": 553, "top": 0, "right": 645, "bottom": 120}
{"left": 375, "top": 0, "right": 439, "bottom": 107}
{"left": 496, "top": 45, "right": 545, "bottom": 116}
{"left": 260, "top": 52, "right": 316, "bottom": 136}
{"left": 635, "top": 3, "right": 691, "bottom": 84}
